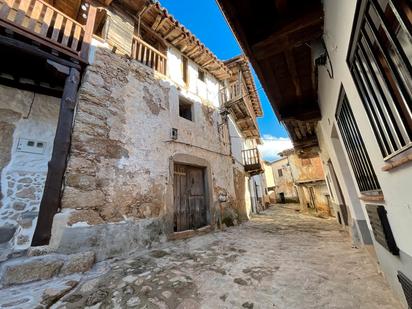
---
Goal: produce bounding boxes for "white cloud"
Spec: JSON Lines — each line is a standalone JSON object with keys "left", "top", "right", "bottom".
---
{"left": 258, "top": 135, "right": 293, "bottom": 162}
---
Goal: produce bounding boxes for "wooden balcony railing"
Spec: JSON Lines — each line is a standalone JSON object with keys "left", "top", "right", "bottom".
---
{"left": 242, "top": 148, "right": 264, "bottom": 175}
{"left": 132, "top": 36, "right": 167, "bottom": 75}
{"left": 219, "top": 80, "right": 242, "bottom": 104}
{"left": 0, "top": 0, "right": 96, "bottom": 62}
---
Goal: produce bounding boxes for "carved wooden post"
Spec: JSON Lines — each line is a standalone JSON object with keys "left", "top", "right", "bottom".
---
{"left": 32, "top": 68, "right": 80, "bottom": 246}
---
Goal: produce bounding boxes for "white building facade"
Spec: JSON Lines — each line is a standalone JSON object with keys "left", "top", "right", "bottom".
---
{"left": 317, "top": 0, "right": 412, "bottom": 306}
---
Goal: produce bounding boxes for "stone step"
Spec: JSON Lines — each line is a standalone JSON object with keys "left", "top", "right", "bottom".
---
{"left": 0, "top": 251, "right": 95, "bottom": 287}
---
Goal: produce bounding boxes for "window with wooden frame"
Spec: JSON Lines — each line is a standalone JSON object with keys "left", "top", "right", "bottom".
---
{"left": 336, "top": 88, "right": 381, "bottom": 193}
{"left": 278, "top": 169, "right": 283, "bottom": 177}
{"left": 198, "top": 68, "right": 205, "bottom": 82}
{"left": 182, "top": 56, "right": 189, "bottom": 84}
{"left": 347, "top": 0, "right": 412, "bottom": 159}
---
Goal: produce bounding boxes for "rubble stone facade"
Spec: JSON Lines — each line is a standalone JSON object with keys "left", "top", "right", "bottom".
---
{"left": 48, "top": 48, "right": 237, "bottom": 260}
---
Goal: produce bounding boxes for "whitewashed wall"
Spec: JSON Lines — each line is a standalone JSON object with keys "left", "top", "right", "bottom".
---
{"left": 319, "top": 0, "right": 412, "bottom": 305}
{"left": 167, "top": 47, "right": 220, "bottom": 107}
{"left": 0, "top": 85, "right": 59, "bottom": 255}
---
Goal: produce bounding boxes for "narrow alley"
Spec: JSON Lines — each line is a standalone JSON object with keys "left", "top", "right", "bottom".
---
{"left": 0, "top": 205, "right": 401, "bottom": 309}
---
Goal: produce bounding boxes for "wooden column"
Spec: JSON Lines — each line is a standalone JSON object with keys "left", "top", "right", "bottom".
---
{"left": 32, "top": 68, "right": 80, "bottom": 246}
{"left": 80, "top": 4, "right": 97, "bottom": 61}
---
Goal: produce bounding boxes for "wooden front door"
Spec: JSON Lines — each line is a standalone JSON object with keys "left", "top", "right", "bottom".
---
{"left": 173, "top": 164, "right": 207, "bottom": 232}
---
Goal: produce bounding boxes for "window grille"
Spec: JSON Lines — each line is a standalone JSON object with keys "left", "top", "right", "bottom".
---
{"left": 336, "top": 91, "right": 381, "bottom": 192}
{"left": 347, "top": 0, "right": 412, "bottom": 159}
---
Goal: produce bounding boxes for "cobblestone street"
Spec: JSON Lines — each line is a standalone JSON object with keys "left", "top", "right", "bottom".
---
{"left": 0, "top": 205, "right": 402, "bottom": 309}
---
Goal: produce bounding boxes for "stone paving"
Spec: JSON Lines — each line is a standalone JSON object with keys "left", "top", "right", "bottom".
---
{"left": 0, "top": 205, "right": 402, "bottom": 309}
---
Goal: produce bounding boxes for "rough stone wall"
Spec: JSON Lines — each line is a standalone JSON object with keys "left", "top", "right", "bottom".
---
{"left": 270, "top": 158, "right": 299, "bottom": 203}
{"left": 289, "top": 154, "right": 325, "bottom": 182}
{"left": 55, "top": 48, "right": 236, "bottom": 257}
{"left": 297, "top": 183, "right": 330, "bottom": 217}
{"left": 0, "top": 85, "right": 59, "bottom": 257}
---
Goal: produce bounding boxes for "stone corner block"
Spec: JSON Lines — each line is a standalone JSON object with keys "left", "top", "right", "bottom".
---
{"left": 59, "top": 251, "right": 95, "bottom": 276}
{"left": 0, "top": 255, "right": 64, "bottom": 286}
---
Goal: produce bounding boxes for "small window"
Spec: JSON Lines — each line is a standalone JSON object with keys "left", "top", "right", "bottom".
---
{"left": 198, "top": 69, "right": 205, "bottom": 82}
{"left": 278, "top": 169, "right": 283, "bottom": 177}
{"left": 36, "top": 142, "right": 44, "bottom": 148}
{"left": 179, "top": 97, "right": 193, "bottom": 121}
{"left": 27, "top": 141, "right": 35, "bottom": 147}
{"left": 182, "top": 57, "right": 189, "bottom": 84}
{"left": 93, "top": 9, "right": 108, "bottom": 40}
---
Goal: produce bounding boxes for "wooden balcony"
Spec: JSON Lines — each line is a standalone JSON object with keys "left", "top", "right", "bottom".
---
{"left": 220, "top": 79, "right": 260, "bottom": 138}
{"left": 132, "top": 36, "right": 167, "bottom": 75}
{"left": 0, "top": 0, "right": 96, "bottom": 63}
{"left": 219, "top": 80, "right": 242, "bottom": 104}
{"left": 242, "top": 148, "right": 264, "bottom": 175}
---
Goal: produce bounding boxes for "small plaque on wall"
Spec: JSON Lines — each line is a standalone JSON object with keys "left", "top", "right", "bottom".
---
{"left": 16, "top": 138, "right": 46, "bottom": 155}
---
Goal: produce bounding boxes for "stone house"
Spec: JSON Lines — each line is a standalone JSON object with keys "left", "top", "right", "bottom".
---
{"left": 223, "top": 56, "right": 266, "bottom": 218}
{"left": 279, "top": 149, "right": 331, "bottom": 217}
{"left": 217, "top": 0, "right": 412, "bottom": 306}
{"left": 264, "top": 149, "right": 330, "bottom": 217}
{"left": 0, "top": 0, "right": 263, "bottom": 263}
{"left": 265, "top": 157, "right": 299, "bottom": 204}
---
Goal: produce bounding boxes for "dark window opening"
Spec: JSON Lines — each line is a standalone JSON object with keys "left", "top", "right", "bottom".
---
{"left": 179, "top": 97, "right": 193, "bottom": 121}
{"left": 182, "top": 57, "right": 189, "bottom": 84}
{"left": 198, "top": 69, "right": 205, "bottom": 82}
{"left": 278, "top": 169, "right": 283, "bottom": 177}
{"left": 93, "top": 9, "right": 108, "bottom": 40}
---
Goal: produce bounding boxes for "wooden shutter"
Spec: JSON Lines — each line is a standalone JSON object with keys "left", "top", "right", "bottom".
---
{"left": 365, "top": 204, "right": 399, "bottom": 255}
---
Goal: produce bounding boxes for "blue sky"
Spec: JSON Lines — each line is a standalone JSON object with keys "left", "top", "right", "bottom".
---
{"left": 159, "top": 0, "right": 292, "bottom": 160}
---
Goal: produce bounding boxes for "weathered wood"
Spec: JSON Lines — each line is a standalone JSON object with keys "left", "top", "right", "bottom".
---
{"left": 0, "top": 33, "right": 81, "bottom": 69}
{"left": 0, "top": 0, "right": 92, "bottom": 62}
{"left": 174, "top": 164, "right": 206, "bottom": 232}
{"left": 284, "top": 50, "right": 302, "bottom": 98}
{"left": 32, "top": 67, "right": 80, "bottom": 246}
{"left": 132, "top": 36, "right": 167, "bottom": 74}
{"left": 151, "top": 14, "right": 162, "bottom": 30}
{"left": 80, "top": 4, "right": 96, "bottom": 60}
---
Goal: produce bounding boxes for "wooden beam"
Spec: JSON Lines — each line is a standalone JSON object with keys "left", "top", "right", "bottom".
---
{"left": 155, "top": 17, "right": 168, "bottom": 32}
{"left": 164, "top": 27, "right": 177, "bottom": 40}
{"left": 172, "top": 33, "right": 186, "bottom": 45}
{"left": 189, "top": 49, "right": 203, "bottom": 59}
{"left": 104, "top": 0, "right": 113, "bottom": 5}
{"left": 186, "top": 45, "right": 200, "bottom": 57}
{"left": 0, "top": 76, "right": 63, "bottom": 97}
{"left": 201, "top": 58, "right": 214, "bottom": 67}
{"left": 31, "top": 68, "right": 80, "bottom": 246}
{"left": 151, "top": 15, "right": 163, "bottom": 30}
{"left": 0, "top": 34, "right": 81, "bottom": 70}
{"left": 252, "top": 8, "right": 323, "bottom": 52}
{"left": 180, "top": 43, "right": 192, "bottom": 53}
{"left": 284, "top": 50, "right": 302, "bottom": 98}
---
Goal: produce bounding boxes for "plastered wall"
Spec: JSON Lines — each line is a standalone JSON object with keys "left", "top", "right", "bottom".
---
{"left": 0, "top": 85, "right": 59, "bottom": 258}
{"left": 318, "top": 0, "right": 412, "bottom": 304}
